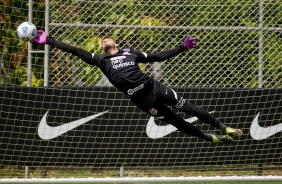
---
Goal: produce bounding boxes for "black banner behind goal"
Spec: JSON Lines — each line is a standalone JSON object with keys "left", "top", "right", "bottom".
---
{"left": 0, "top": 87, "right": 281, "bottom": 166}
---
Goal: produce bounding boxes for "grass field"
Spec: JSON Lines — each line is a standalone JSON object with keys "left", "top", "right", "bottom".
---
{"left": 1, "top": 166, "right": 281, "bottom": 184}
{"left": 5, "top": 182, "right": 281, "bottom": 184}
{"left": 3, "top": 180, "right": 281, "bottom": 183}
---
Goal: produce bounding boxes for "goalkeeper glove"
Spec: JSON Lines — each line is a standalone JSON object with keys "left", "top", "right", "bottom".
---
{"left": 183, "top": 36, "right": 197, "bottom": 50}
{"left": 30, "top": 30, "right": 48, "bottom": 44}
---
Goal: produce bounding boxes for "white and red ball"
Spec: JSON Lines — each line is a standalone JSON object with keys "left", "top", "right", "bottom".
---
{"left": 16, "top": 22, "right": 37, "bottom": 41}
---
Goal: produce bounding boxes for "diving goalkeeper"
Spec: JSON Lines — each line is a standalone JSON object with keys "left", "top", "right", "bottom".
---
{"left": 32, "top": 30, "right": 242, "bottom": 143}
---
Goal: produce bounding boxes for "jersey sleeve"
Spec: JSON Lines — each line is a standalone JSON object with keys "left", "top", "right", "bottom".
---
{"left": 131, "top": 46, "right": 186, "bottom": 63}
{"left": 46, "top": 37, "right": 101, "bottom": 66}
{"left": 127, "top": 48, "right": 146, "bottom": 62}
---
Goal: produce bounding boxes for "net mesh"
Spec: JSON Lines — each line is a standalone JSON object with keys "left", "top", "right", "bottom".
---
{"left": 0, "top": 0, "right": 282, "bottom": 180}
{"left": 46, "top": 0, "right": 282, "bottom": 88}
{"left": 0, "top": 0, "right": 45, "bottom": 86}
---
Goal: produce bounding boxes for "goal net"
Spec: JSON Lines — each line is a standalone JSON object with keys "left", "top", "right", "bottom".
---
{"left": 0, "top": 0, "right": 282, "bottom": 182}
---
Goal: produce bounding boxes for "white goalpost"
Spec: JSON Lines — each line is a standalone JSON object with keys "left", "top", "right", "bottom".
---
{"left": 1, "top": 176, "right": 282, "bottom": 183}
{"left": 0, "top": 0, "right": 282, "bottom": 183}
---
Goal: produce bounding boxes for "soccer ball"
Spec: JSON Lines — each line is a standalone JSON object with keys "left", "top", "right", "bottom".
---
{"left": 16, "top": 22, "right": 37, "bottom": 41}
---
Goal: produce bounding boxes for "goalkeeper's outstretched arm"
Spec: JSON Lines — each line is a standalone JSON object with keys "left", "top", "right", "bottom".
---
{"left": 140, "top": 46, "right": 186, "bottom": 63}
{"left": 31, "top": 30, "right": 196, "bottom": 66}
{"left": 137, "top": 36, "right": 197, "bottom": 63}
{"left": 46, "top": 37, "right": 95, "bottom": 65}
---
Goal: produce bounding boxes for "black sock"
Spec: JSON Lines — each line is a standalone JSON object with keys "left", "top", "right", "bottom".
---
{"left": 178, "top": 101, "right": 228, "bottom": 132}
{"left": 176, "top": 121, "right": 213, "bottom": 142}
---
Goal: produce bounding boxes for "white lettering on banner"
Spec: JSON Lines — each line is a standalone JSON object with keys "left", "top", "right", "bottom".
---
{"left": 250, "top": 112, "right": 282, "bottom": 140}
{"left": 37, "top": 110, "right": 282, "bottom": 140}
{"left": 146, "top": 111, "right": 215, "bottom": 139}
{"left": 38, "top": 111, "right": 109, "bottom": 140}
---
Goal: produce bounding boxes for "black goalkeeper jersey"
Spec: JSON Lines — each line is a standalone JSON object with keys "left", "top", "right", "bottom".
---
{"left": 46, "top": 37, "right": 186, "bottom": 99}
{"left": 91, "top": 48, "right": 153, "bottom": 96}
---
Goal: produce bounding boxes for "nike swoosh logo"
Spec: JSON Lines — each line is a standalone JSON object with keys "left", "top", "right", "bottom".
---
{"left": 250, "top": 112, "right": 282, "bottom": 140}
{"left": 146, "top": 111, "right": 215, "bottom": 139}
{"left": 38, "top": 111, "right": 109, "bottom": 140}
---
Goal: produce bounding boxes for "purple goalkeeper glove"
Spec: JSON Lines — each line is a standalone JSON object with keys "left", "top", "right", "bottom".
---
{"left": 30, "top": 30, "right": 47, "bottom": 44}
{"left": 183, "top": 36, "right": 197, "bottom": 50}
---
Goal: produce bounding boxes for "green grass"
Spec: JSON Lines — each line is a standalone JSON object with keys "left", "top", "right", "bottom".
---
{"left": 5, "top": 182, "right": 281, "bottom": 184}
{"left": 1, "top": 166, "right": 281, "bottom": 184}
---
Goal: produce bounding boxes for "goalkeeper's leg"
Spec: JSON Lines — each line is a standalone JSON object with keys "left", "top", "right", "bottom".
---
{"left": 174, "top": 98, "right": 242, "bottom": 139}
{"left": 153, "top": 104, "right": 233, "bottom": 143}
{"left": 152, "top": 81, "right": 242, "bottom": 139}
{"left": 132, "top": 95, "right": 232, "bottom": 143}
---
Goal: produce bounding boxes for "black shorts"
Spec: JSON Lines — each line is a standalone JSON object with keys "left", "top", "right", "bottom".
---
{"left": 131, "top": 80, "right": 182, "bottom": 119}
{"left": 130, "top": 80, "right": 217, "bottom": 139}
{"left": 129, "top": 79, "right": 225, "bottom": 140}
